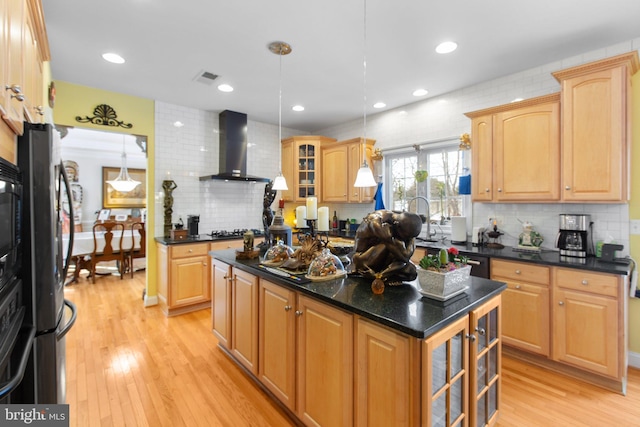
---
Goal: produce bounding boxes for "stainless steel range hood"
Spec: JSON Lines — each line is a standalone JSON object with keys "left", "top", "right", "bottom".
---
{"left": 199, "top": 110, "right": 270, "bottom": 183}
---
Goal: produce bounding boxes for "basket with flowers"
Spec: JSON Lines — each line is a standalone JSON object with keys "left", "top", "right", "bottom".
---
{"left": 416, "top": 247, "right": 471, "bottom": 300}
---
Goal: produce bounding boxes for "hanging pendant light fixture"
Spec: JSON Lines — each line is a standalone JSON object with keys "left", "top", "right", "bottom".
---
{"left": 354, "top": 0, "right": 378, "bottom": 188}
{"left": 107, "top": 135, "right": 141, "bottom": 192}
{"left": 269, "top": 41, "right": 292, "bottom": 191}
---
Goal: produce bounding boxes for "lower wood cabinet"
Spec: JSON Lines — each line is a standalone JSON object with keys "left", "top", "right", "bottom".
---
{"left": 156, "top": 242, "right": 211, "bottom": 316}
{"left": 212, "top": 260, "right": 503, "bottom": 426}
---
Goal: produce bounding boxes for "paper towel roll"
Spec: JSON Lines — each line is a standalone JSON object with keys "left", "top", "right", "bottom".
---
{"left": 451, "top": 216, "right": 467, "bottom": 243}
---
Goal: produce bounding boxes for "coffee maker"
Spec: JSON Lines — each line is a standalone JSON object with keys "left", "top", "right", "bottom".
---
{"left": 187, "top": 215, "right": 200, "bottom": 237}
{"left": 556, "top": 214, "right": 590, "bottom": 258}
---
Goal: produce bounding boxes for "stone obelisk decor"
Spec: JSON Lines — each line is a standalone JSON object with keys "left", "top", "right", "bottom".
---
{"left": 162, "top": 180, "right": 178, "bottom": 238}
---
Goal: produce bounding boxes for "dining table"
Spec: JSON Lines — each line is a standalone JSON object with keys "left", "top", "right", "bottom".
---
{"left": 63, "top": 230, "right": 141, "bottom": 283}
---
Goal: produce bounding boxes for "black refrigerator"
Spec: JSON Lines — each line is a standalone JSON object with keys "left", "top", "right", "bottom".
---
{"left": 15, "top": 122, "right": 77, "bottom": 404}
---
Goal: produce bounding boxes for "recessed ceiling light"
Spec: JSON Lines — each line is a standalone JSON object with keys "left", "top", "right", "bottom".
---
{"left": 413, "top": 89, "right": 428, "bottom": 97}
{"left": 373, "top": 102, "right": 386, "bottom": 109}
{"left": 435, "top": 41, "right": 457, "bottom": 54}
{"left": 217, "top": 84, "right": 234, "bottom": 92}
{"left": 102, "top": 52, "right": 125, "bottom": 64}
{"left": 292, "top": 105, "right": 305, "bottom": 112}
{"left": 173, "top": 121, "right": 184, "bottom": 127}
{"left": 511, "top": 97, "right": 524, "bottom": 103}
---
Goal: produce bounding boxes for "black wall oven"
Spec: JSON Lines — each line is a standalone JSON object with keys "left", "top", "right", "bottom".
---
{"left": 0, "top": 156, "right": 22, "bottom": 293}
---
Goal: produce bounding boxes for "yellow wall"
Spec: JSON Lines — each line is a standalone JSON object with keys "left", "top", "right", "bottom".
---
{"left": 52, "top": 81, "right": 158, "bottom": 300}
{"left": 629, "top": 72, "right": 640, "bottom": 354}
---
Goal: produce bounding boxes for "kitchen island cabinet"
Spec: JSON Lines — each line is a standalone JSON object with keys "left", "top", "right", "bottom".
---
{"left": 209, "top": 249, "right": 506, "bottom": 426}
{"left": 156, "top": 241, "right": 211, "bottom": 316}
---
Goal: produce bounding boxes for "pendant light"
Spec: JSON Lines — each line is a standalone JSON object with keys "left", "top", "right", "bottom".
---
{"left": 107, "top": 135, "right": 141, "bottom": 192}
{"left": 269, "top": 41, "right": 291, "bottom": 191}
{"left": 353, "top": 0, "right": 378, "bottom": 188}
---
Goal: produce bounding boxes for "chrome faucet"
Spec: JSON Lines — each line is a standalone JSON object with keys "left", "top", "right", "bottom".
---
{"left": 408, "top": 196, "right": 433, "bottom": 240}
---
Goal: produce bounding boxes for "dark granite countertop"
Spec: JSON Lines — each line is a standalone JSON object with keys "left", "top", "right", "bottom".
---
{"left": 415, "top": 240, "right": 632, "bottom": 276}
{"left": 209, "top": 249, "right": 506, "bottom": 339}
{"left": 155, "top": 234, "right": 263, "bottom": 246}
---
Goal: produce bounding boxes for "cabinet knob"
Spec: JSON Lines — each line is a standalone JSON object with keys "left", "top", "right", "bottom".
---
{"left": 581, "top": 279, "right": 588, "bottom": 285}
{"left": 558, "top": 301, "right": 564, "bottom": 306}
{"left": 515, "top": 285, "right": 521, "bottom": 289}
{"left": 515, "top": 269, "right": 521, "bottom": 274}
{"left": 11, "top": 94, "right": 25, "bottom": 102}
{"left": 5, "top": 84, "right": 21, "bottom": 94}
{"left": 188, "top": 249, "right": 193, "bottom": 253}
{"left": 295, "top": 310, "right": 303, "bottom": 317}
{"left": 497, "top": 188, "right": 502, "bottom": 192}
{"left": 223, "top": 275, "right": 229, "bottom": 280}
{"left": 485, "top": 188, "right": 490, "bottom": 193}
{"left": 202, "top": 262, "right": 207, "bottom": 266}
{"left": 475, "top": 327, "right": 486, "bottom": 336}
{"left": 465, "top": 333, "right": 476, "bottom": 341}
{"left": 284, "top": 305, "right": 292, "bottom": 311}
{"left": 565, "top": 185, "right": 571, "bottom": 190}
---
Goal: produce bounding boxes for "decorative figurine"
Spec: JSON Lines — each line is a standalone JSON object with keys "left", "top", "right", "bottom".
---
{"left": 162, "top": 180, "right": 178, "bottom": 238}
{"left": 518, "top": 221, "right": 543, "bottom": 252}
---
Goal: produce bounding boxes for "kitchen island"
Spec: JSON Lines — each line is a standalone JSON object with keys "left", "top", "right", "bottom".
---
{"left": 210, "top": 248, "right": 506, "bottom": 426}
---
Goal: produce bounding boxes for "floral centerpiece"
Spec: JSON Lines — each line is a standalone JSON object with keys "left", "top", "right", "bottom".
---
{"left": 416, "top": 247, "right": 471, "bottom": 300}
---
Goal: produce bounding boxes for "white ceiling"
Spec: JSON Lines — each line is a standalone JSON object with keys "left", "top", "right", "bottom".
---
{"left": 43, "top": 0, "right": 640, "bottom": 132}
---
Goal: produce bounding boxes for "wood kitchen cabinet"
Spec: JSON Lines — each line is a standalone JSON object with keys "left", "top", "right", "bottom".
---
{"left": 281, "top": 135, "right": 336, "bottom": 203}
{"left": 296, "top": 294, "right": 353, "bottom": 426}
{"left": 552, "top": 52, "right": 638, "bottom": 202}
{"left": 423, "top": 296, "right": 501, "bottom": 427}
{"left": 156, "top": 242, "right": 211, "bottom": 316}
{"left": 466, "top": 93, "right": 560, "bottom": 202}
{"left": 231, "top": 267, "right": 259, "bottom": 374}
{"left": 211, "top": 258, "right": 232, "bottom": 348}
{"left": 321, "top": 138, "right": 376, "bottom": 203}
{"left": 491, "top": 260, "right": 550, "bottom": 356}
{"left": 355, "top": 318, "right": 419, "bottom": 427}
{"left": 258, "top": 279, "right": 297, "bottom": 411}
{"left": 552, "top": 268, "right": 622, "bottom": 379}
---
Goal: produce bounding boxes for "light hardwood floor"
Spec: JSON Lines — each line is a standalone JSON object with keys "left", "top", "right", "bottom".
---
{"left": 65, "top": 274, "right": 640, "bottom": 427}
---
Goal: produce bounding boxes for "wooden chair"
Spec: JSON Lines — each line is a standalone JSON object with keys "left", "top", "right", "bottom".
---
{"left": 129, "top": 222, "right": 146, "bottom": 278}
{"left": 90, "top": 221, "right": 125, "bottom": 283}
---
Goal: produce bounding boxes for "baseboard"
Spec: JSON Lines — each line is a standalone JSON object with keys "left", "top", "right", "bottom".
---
{"left": 144, "top": 294, "right": 158, "bottom": 307}
{"left": 629, "top": 351, "right": 640, "bottom": 369}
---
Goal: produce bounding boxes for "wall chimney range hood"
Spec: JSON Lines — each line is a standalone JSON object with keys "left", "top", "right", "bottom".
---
{"left": 199, "top": 110, "right": 270, "bottom": 183}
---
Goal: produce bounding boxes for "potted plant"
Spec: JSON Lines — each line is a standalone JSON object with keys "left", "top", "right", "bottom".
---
{"left": 416, "top": 247, "right": 471, "bottom": 300}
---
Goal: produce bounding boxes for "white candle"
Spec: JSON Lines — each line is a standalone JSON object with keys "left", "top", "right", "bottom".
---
{"left": 306, "top": 197, "right": 318, "bottom": 220}
{"left": 318, "top": 207, "right": 329, "bottom": 231}
{"left": 296, "top": 206, "right": 307, "bottom": 228}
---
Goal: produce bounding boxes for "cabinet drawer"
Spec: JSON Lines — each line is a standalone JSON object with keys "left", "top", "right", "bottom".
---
{"left": 491, "top": 259, "right": 550, "bottom": 285}
{"left": 554, "top": 268, "right": 619, "bottom": 298}
{"left": 171, "top": 243, "right": 209, "bottom": 258}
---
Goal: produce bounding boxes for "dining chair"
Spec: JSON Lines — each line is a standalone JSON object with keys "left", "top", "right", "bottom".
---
{"left": 90, "top": 221, "right": 125, "bottom": 283}
{"left": 129, "top": 222, "right": 146, "bottom": 278}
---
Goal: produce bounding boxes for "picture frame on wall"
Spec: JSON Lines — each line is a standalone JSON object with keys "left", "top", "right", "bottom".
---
{"left": 102, "top": 167, "right": 146, "bottom": 208}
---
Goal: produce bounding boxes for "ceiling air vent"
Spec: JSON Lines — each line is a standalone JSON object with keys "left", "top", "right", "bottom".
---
{"left": 193, "top": 70, "right": 219, "bottom": 85}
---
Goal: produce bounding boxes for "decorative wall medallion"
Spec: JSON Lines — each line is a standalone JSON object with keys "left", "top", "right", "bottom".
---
{"left": 75, "top": 104, "right": 133, "bottom": 129}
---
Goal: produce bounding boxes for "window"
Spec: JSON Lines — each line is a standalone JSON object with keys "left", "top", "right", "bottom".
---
{"left": 385, "top": 141, "right": 467, "bottom": 223}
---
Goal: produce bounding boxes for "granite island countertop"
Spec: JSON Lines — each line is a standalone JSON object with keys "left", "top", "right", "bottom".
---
{"left": 209, "top": 249, "right": 506, "bottom": 339}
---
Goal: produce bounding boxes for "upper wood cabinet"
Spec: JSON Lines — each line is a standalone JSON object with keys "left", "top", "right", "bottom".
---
{"left": 466, "top": 93, "right": 561, "bottom": 202}
{"left": 552, "top": 52, "right": 639, "bottom": 202}
{"left": 280, "top": 135, "right": 336, "bottom": 203}
{"left": 321, "top": 137, "right": 376, "bottom": 203}
{"left": 2, "top": 0, "right": 26, "bottom": 135}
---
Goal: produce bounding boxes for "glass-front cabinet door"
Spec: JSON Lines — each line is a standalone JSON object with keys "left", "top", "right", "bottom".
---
{"left": 423, "top": 315, "right": 469, "bottom": 427}
{"left": 297, "top": 144, "right": 316, "bottom": 199}
{"left": 470, "top": 296, "right": 501, "bottom": 427}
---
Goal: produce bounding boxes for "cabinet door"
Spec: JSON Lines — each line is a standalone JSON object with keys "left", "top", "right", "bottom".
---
{"left": 281, "top": 139, "right": 294, "bottom": 202}
{"left": 494, "top": 101, "right": 560, "bottom": 201}
{"left": 469, "top": 296, "right": 501, "bottom": 427}
{"left": 321, "top": 144, "right": 348, "bottom": 202}
{"left": 356, "top": 318, "right": 418, "bottom": 427}
{"left": 552, "top": 288, "right": 618, "bottom": 377}
{"left": 169, "top": 255, "right": 210, "bottom": 307}
{"left": 500, "top": 282, "right": 549, "bottom": 356}
{"left": 231, "top": 267, "right": 259, "bottom": 374}
{"left": 347, "top": 140, "right": 376, "bottom": 203}
{"left": 470, "top": 115, "right": 493, "bottom": 201}
{"left": 211, "top": 258, "right": 232, "bottom": 348}
{"left": 23, "top": 7, "right": 42, "bottom": 123}
{"left": 2, "top": 0, "right": 25, "bottom": 135}
{"left": 296, "top": 294, "right": 353, "bottom": 426}
{"left": 258, "top": 279, "right": 296, "bottom": 411}
{"left": 560, "top": 66, "right": 627, "bottom": 201}
{"left": 423, "top": 315, "right": 469, "bottom": 427}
